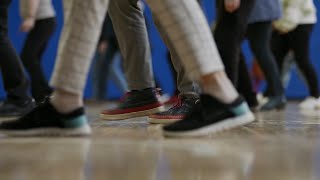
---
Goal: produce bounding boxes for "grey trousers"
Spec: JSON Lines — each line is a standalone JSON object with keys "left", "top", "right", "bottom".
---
{"left": 110, "top": 0, "right": 200, "bottom": 97}
{"left": 152, "top": 13, "right": 200, "bottom": 98}
{"left": 108, "top": 0, "right": 155, "bottom": 90}
{"left": 50, "top": 0, "right": 224, "bottom": 95}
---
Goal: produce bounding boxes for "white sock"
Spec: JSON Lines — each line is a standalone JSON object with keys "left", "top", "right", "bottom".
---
{"left": 50, "top": 91, "right": 83, "bottom": 114}
{"left": 202, "top": 75, "right": 239, "bottom": 104}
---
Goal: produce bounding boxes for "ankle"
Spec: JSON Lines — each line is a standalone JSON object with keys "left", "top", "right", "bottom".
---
{"left": 201, "top": 72, "right": 238, "bottom": 103}
{"left": 50, "top": 89, "right": 83, "bottom": 113}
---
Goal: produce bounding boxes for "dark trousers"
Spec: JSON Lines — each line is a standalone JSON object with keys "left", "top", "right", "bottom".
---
{"left": 0, "top": 0, "right": 30, "bottom": 101}
{"left": 237, "top": 53, "right": 258, "bottom": 107}
{"left": 271, "top": 24, "right": 319, "bottom": 98}
{"left": 214, "top": 0, "right": 255, "bottom": 84}
{"left": 92, "top": 37, "right": 119, "bottom": 99}
{"left": 214, "top": 0, "right": 257, "bottom": 106}
{"left": 21, "top": 17, "right": 56, "bottom": 102}
{"left": 246, "top": 21, "right": 284, "bottom": 97}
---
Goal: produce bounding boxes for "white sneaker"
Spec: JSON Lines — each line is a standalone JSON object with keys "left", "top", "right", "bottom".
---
{"left": 299, "top": 97, "right": 320, "bottom": 110}
{"left": 257, "top": 93, "right": 268, "bottom": 105}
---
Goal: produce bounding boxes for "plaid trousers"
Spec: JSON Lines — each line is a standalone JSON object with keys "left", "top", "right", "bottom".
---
{"left": 50, "top": 0, "right": 224, "bottom": 95}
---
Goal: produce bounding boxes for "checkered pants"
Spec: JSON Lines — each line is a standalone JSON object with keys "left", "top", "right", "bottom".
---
{"left": 50, "top": 0, "right": 224, "bottom": 95}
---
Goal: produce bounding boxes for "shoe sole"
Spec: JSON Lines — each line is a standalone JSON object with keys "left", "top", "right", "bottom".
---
{"left": 0, "top": 116, "right": 20, "bottom": 121}
{"left": 148, "top": 117, "right": 182, "bottom": 124}
{"left": 300, "top": 109, "right": 320, "bottom": 118}
{"left": 100, "top": 106, "right": 165, "bottom": 120}
{"left": 0, "top": 125, "right": 91, "bottom": 137}
{"left": 163, "top": 112, "right": 255, "bottom": 137}
{"left": 260, "top": 105, "right": 286, "bottom": 112}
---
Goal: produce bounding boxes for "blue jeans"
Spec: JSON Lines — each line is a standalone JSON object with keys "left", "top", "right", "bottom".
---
{"left": 91, "top": 39, "right": 128, "bottom": 100}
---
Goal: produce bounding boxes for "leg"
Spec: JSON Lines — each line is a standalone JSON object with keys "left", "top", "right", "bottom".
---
{"left": 92, "top": 37, "right": 119, "bottom": 100}
{"left": 147, "top": 11, "right": 201, "bottom": 124}
{"left": 21, "top": 18, "right": 57, "bottom": 103}
{"left": 237, "top": 52, "right": 258, "bottom": 109}
{"left": 0, "top": 0, "right": 31, "bottom": 102}
{"left": 146, "top": 0, "right": 254, "bottom": 136}
{"left": 214, "top": 0, "right": 255, "bottom": 84}
{"left": 281, "top": 51, "right": 295, "bottom": 88}
{"left": 167, "top": 52, "right": 179, "bottom": 96}
{"left": 100, "top": 0, "right": 164, "bottom": 121}
{"left": 51, "top": 1, "right": 108, "bottom": 96}
{"left": 247, "top": 22, "right": 286, "bottom": 110}
{"left": 108, "top": 52, "right": 128, "bottom": 94}
{"left": 267, "top": 30, "right": 290, "bottom": 97}
{"left": 271, "top": 31, "right": 290, "bottom": 77}
{"left": 0, "top": 0, "right": 35, "bottom": 119}
{"left": 289, "top": 25, "right": 319, "bottom": 98}
{"left": 152, "top": 14, "right": 200, "bottom": 99}
{"left": 247, "top": 22, "right": 284, "bottom": 97}
{"left": 108, "top": 0, "right": 154, "bottom": 90}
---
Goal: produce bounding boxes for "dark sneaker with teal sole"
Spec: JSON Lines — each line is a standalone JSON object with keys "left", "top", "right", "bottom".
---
{"left": 100, "top": 88, "right": 164, "bottom": 120}
{"left": 260, "top": 95, "right": 286, "bottom": 111}
{"left": 0, "top": 98, "right": 36, "bottom": 121}
{"left": 0, "top": 99, "right": 91, "bottom": 137}
{"left": 148, "top": 97, "right": 199, "bottom": 124}
{"left": 162, "top": 94, "right": 255, "bottom": 137}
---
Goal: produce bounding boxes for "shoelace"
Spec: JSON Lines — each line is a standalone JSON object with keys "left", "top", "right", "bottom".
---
{"left": 119, "top": 92, "right": 132, "bottom": 103}
{"left": 170, "top": 99, "right": 183, "bottom": 110}
{"left": 18, "top": 97, "right": 51, "bottom": 121}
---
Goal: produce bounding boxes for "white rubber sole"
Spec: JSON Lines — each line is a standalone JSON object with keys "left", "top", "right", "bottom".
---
{"left": 300, "top": 109, "right": 320, "bottom": 118}
{"left": 148, "top": 117, "right": 181, "bottom": 124}
{"left": 163, "top": 112, "right": 255, "bottom": 137}
{"left": 0, "top": 116, "right": 20, "bottom": 121}
{"left": 0, "top": 125, "right": 92, "bottom": 137}
{"left": 100, "top": 106, "right": 165, "bottom": 121}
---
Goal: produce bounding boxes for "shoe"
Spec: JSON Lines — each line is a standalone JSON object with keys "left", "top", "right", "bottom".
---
{"left": 165, "top": 95, "right": 179, "bottom": 105}
{"left": 260, "top": 96, "right": 286, "bottom": 111}
{"left": 158, "top": 93, "right": 171, "bottom": 104}
{"left": 162, "top": 94, "right": 255, "bottom": 137}
{"left": 0, "top": 98, "right": 36, "bottom": 120}
{"left": 0, "top": 99, "right": 91, "bottom": 136}
{"left": 148, "top": 97, "right": 199, "bottom": 124}
{"left": 245, "top": 94, "right": 259, "bottom": 112}
{"left": 100, "top": 88, "right": 165, "bottom": 120}
{"left": 257, "top": 93, "right": 268, "bottom": 105}
{"left": 299, "top": 97, "right": 320, "bottom": 110}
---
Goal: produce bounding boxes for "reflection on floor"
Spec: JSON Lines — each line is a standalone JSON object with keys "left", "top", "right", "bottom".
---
{"left": 0, "top": 102, "right": 320, "bottom": 180}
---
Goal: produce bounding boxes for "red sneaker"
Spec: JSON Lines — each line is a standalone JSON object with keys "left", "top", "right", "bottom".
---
{"left": 148, "top": 97, "right": 199, "bottom": 124}
{"left": 100, "top": 88, "right": 165, "bottom": 120}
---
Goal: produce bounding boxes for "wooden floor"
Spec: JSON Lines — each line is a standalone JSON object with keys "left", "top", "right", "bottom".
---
{"left": 0, "top": 102, "right": 320, "bottom": 180}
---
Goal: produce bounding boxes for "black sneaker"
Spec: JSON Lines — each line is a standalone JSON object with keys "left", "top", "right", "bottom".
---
{"left": 100, "top": 88, "right": 165, "bottom": 120}
{"left": 0, "top": 99, "right": 91, "bottom": 136}
{"left": 148, "top": 97, "right": 199, "bottom": 124}
{"left": 0, "top": 98, "right": 36, "bottom": 120}
{"left": 162, "top": 94, "right": 255, "bottom": 137}
{"left": 260, "top": 95, "right": 286, "bottom": 111}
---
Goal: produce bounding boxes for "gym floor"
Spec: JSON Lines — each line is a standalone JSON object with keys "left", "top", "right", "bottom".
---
{"left": 0, "top": 102, "right": 319, "bottom": 180}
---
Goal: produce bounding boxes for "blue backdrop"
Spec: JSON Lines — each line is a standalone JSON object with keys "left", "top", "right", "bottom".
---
{"left": 4, "top": 0, "right": 320, "bottom": 99}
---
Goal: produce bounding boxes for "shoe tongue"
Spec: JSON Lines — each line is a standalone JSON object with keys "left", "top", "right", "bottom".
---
{"left": 200, "top": 94, "right": 224, "bottom": 107}
{"left": 200, "top": 94, "right": 248, "bottom": 115}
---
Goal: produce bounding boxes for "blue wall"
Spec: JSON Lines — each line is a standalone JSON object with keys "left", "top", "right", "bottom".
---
{"left": 5, "top": 0, "right": 320, "bottom": 99}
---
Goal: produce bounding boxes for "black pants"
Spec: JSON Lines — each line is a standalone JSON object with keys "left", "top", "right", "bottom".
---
{"left": 214, "top": 0, "right": 255, "bottom": 84}
{"left": 271, "top": 24, "right": 319, "bottom": 98}
{"left": 0, "top": 0, "right": 30, "bottom": 101}
{"left": 21, "top": 17, "right": 56, "bottom": 102}
{"left": 237, "top": 53, "right": 258, "bottom": 106}
{"left": 246, "top": 21, "right": 284, "bottom": 97}
{"left": 214, "top": 0, "right": 257, "bottom": 106}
